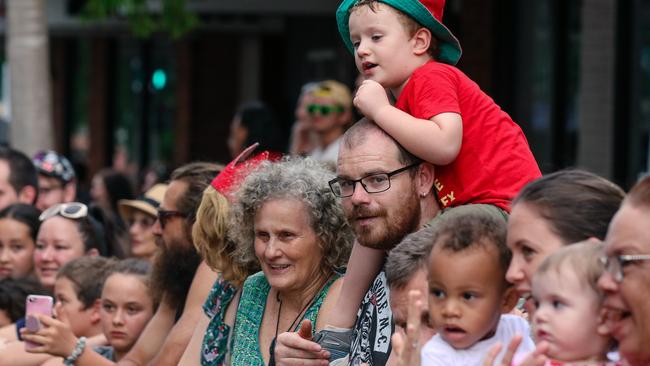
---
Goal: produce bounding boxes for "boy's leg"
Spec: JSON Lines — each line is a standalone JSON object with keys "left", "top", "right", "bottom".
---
{"left": 315, "top": 241, "right": 386, "bottom": 361}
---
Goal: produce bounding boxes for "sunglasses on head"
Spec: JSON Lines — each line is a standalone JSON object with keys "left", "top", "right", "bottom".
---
{"left": 307, "top": 104, "right": 344, "bottom": 117}
{"left": 39, "top": 202, "right": 88, "bottom": 222}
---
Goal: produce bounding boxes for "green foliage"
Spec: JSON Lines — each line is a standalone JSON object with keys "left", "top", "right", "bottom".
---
{"left": 82, "top": 0, "right": 199, "bottom": 39}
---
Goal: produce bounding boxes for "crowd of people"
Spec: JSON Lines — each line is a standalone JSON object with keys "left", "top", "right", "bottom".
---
{"left": 0, "top": 0, "right": 649, "bottom": 365}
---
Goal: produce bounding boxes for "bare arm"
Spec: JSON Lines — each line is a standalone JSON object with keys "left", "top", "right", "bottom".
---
{"left": 354, "top": 79, "right": 463, "bottom": 165}
{"left": 177, "top": 312, "right": 209, "bottom": 366}
{"left": 0, "top": 323, "right": 17, "bottom": 342}
{"left": 0, "top": 341, "right": 54, "bottom": 366}
{"left": 319, "top": 242, "right": 384, "bottom": 329}
{"left": 149, "top": 261, "right": 218, "bottom": 366}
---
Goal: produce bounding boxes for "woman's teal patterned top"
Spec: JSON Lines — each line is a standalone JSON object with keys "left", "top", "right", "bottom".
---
{"left": 200, "top": 276, "right": 238, "bottom": 366}
{"left": 230, "top": 271, "right": 339, "bottom": 366}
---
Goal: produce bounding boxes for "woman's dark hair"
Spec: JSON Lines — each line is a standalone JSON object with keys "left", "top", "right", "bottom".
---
{"left": 513, "top": 169, "right": 625, "bottom": 244}
{"left": 0, "top": 277, "right": 48, "bottom": 323}
{"left": 0, "top": 204, "right": 41, "bottom": 241}
{"left": 53, "top": 204, "right": 127, "bottom": 259}
{"left": 96, "top": 169, "right": 134, "bottom": 214}
{"left": 83, "top": 204, "right": 127, "bottom": 258}
{"left": 236, "top": 101, "right": 287, "bottom": 153}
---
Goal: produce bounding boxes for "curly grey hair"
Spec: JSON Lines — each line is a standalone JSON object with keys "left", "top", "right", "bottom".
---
{"left": 231, "top": 157, "right": 353, "bottom": 274}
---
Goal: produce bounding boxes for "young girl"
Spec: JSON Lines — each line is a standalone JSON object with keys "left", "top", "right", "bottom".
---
{"left": 521, "top": 241, "right": 620, "bottom": 365}
{"left": 94, "top": 258, "right": 157, "bottom": 362}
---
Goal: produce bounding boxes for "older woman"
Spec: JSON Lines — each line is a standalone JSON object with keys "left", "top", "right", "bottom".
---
{"left": 598, "top": 175, "right": 650, "bottom": 366}
{"left": 228, "top": 157, "right": 353, "bottom": 366}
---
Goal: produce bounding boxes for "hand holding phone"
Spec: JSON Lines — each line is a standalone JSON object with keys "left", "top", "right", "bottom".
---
{"left": 24, "top": 294, "right": 53, "bottom": 349}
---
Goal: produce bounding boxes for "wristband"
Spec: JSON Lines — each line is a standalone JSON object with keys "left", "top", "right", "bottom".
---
{"left": 63, "top": 336, "right": 87, "bottom": 365}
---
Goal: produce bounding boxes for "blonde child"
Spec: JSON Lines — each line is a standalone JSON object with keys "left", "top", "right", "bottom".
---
{"left": 519, "top": 241, "right": 620, "bottom": 365}
{"left": 422, "top": 212, "right": 534, "bottom": 365}
{"left": 318, "top": 0, "right": 541, "bottom": 356}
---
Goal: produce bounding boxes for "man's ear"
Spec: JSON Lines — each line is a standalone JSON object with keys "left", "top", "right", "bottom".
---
{"left": 416, "top": 162, "right": 435, "bottom": 197}
{"left": 501, "top": 286, "right": 519, "bottom": 313}
{"left": 86, "top": 248, "right": 99, "bottom": 257}
{"left": 412, "top": 27, "right": 432, "bottom": 56}
{"left": 18, "top": 185, "right": 37, "bottom": 205}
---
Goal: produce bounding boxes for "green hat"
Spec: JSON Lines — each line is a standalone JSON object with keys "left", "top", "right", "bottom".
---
{"left": 336, "top": 0, "right": 462, "bottom": 65}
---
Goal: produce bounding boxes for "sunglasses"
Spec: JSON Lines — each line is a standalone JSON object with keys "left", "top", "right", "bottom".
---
{"left": 156, "top": 209, "right": 186, "bottom": 229}
{"left": 307, "top": 104, "right": 344, "bottom": 116}
{"left": 39, "top": 202, "right": 88, "bottom": 222}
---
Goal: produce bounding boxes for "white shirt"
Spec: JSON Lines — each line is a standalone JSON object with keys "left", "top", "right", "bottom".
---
{"left": 421, "top": 314, "right": 535, "bottom": 366}
{"left": 308, "top": 136, "right": 342, "bottom": 166}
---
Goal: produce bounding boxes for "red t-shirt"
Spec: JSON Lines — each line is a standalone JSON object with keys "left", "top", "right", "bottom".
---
{"left": 395, "top": 61, "right": 541, "bottom": 211}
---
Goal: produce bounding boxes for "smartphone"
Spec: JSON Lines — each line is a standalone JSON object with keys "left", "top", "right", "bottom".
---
{"left": 24, "top": 294, "right": 53, "bottom": 349}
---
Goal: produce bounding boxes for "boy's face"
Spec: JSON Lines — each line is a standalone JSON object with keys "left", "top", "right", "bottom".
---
{"left": 428, "top": 244, "right": 506, "bottom": 349}
{"left": 532, "top": 267, "right": 608, "bottom": 362}
{"left": 349, "top": 3, "right": 421, "bottom": 92}
{"left": 54, "top": 277, "right": 97, "bottom": 337}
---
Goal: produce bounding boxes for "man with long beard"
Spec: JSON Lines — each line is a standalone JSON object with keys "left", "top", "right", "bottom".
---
{"left": 54, "top": 162, "right": 221, "bottom": 366}
{"left": 275, "top": 118, "right": 440, "bottom": 365}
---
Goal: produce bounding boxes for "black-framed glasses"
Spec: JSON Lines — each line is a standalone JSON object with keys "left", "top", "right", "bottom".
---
{"left": 307, "top": 104, "right": 344, "bottom": 116}
{"left": 329, "top": 163, "right": 420, "bottom": 198}
{"left": 156, "top": 209, "right": 186, "bottom": 229}
{"left": 39, "top": 202, "right": 88, "bottom": 222}
{"left": 600, "top": 254, "right": 650, "bottom": 282}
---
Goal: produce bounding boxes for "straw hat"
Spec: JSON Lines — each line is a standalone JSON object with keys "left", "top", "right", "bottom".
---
{"left": 118, "top": 183, "right": 167, "bottom": 220}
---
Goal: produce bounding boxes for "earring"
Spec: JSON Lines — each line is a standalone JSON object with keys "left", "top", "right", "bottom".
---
{"left": 420, "top": 192, "right": 427, "bottom": 198}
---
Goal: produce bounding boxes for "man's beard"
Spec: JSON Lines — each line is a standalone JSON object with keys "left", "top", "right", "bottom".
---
{"left": 351, "top": 189, "right": 421, "bottom": 250}
{"left": 150, "top": 237, "right": 201, "bottom": 312}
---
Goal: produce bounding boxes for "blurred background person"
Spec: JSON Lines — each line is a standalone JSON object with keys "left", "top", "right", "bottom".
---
{"left": 227, "top": 100, "right": 287, "bottom": 159}
{"left": 32, "top": 150, "right": 77, "bottom": 211}
{"left": 289, "top": 80, "right": 354, "bottom": 168}
{"left": 0, "top": 204, "right": 41, "bottom": 280}
{"left": 0, "top": 147, "right": 38, "bottom": 211}
{"left": 90, "top": 168, "right": 134, "bottom": 231}
{"left": 118, "top": 184, "right": 167, "bottom": 262}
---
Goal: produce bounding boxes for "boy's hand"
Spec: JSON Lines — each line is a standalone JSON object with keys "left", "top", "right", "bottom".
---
{"left": 354, "top": 80, "right": 391, "bottom": 120}
{"left": 21, "top": 312, "right": 78, "bottom": 357}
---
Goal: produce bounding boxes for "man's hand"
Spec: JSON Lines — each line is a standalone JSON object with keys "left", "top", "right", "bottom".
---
{"left": 354, "top": 79, "right": 391, "bottom": 121}
{"left": 275, "top": 319, "right": 330, "bottom": 366}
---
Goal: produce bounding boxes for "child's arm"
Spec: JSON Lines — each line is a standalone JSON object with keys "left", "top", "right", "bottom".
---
{"left": 355, "top": 80, "right": 462, "bottom": 165}
{"left": 322, "top": 241, "right": 386, "bottom": 328}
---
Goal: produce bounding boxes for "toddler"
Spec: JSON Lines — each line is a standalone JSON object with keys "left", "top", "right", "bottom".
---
{"left": 319, "top": 0, "right": 541, "bottom": 354}
{"left": 521, "top": 241, "right": 620, "bottom": 365}
{"left": 421, "top": 212, "right": 534, "bottom": 365}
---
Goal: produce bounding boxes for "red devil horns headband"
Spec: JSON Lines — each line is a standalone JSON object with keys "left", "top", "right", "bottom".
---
{"left": 211, "top": 143, "right": 282, "bottom": 197}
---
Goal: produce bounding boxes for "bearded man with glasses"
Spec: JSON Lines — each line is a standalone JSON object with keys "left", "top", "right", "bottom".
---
{"left": 598, "top": 175, "right": 650, "bottom": 366}
{"left": 275, "top": 118, "right": 440, "bottom": 366}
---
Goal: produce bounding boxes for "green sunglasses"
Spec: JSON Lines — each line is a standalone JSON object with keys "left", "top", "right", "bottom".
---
{"left": 307, "top": 104, "right": 344, "bottom": 116}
